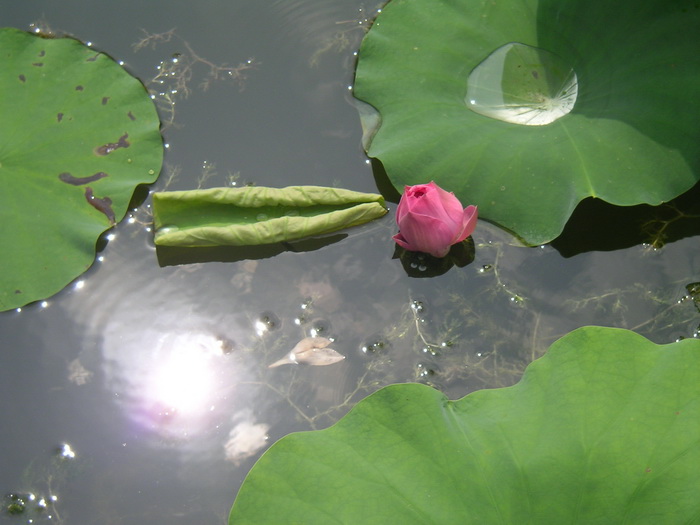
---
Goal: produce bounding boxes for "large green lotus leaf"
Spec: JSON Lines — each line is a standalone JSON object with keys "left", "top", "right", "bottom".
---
{"left": 152, "top": 186, "right": 387, "bottom": 247}
{"left": 353, "top": 0, "right": 700, "bottom": 245}
{"left": 0, "top": 28, "right": 162, "bottom": 311}
{"left": 229, "top": 326, "right": 700, "bottom": 524}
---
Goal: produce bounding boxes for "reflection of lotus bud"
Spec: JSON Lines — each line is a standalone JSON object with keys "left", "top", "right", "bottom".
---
{"left": 393, "top": 181, "right": 477, "bottom": 258}
{"left": 268, "top": 337, "right": 345, "bottom": 368}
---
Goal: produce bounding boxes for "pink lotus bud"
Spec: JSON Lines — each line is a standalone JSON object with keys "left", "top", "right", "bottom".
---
{"left": 393, "top": 181, "right": 478, "bottom": 258}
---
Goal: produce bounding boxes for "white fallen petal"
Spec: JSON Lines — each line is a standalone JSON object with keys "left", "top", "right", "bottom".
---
{"left": 268, "top": 336, "right": 345, "bottom": 368}
{"left": 223, "top": 421, "right": 270, "bottom": 465}
{"left": 294, "top": 346, "right": 346, "bottom": 366}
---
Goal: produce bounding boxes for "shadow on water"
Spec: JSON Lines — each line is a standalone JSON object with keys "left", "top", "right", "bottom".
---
{"left": 553, "top": 180, "right": 700, "bottom": 256}
{"left": 155, "top": 233, "right": 347, "bottom": 266}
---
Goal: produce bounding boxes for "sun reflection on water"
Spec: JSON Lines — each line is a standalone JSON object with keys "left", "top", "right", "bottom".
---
{"left": 148, "top": 332, "right": 227, "bottom": 417}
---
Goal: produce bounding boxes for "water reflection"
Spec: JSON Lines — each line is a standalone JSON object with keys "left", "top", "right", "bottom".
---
{"left": 148, "top": 332, "right": 227, "bottom": 417}
{"left": 224, "top": 417, "right": 270, "bottom": 466}
{"left": 60, "top": 237, "right": 258, "bottom": 445}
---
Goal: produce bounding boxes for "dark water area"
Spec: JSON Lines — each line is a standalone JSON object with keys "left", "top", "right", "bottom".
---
{"left": 1, "top": 1, "right": 699, "bottom": 523}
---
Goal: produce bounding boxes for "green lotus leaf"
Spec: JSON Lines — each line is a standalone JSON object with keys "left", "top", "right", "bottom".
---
{"left": 353, "top": 0, "right": 700, "bottom": 245}
{"left": 0, "top": 28, "right": 163, "bottom": 311}
{"left": 229, "top": 326, "right": 700, "bottom": 524}
{"left": 152, "top": 186, "right": 387, "bottom": 247}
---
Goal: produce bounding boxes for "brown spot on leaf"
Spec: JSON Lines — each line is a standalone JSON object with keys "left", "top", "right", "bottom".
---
{"left": 32, "top": 62, "right": 43, "bottom": 67}
{"left": 85, "top": 186, "right": 116, "bottom": 225}
{"left": 86, "top": 53, "right": 99, "bottom": 62}
{"left": 95, "top": 133, "right": 130, "bottom": 155}
{"left": 102, "top": 97, "right": 110, "bottom": 105}
{"left": 57, "top": 113, "right": 63, "bottom": 122}
{"left": 127, "top": 111, "right": 136, "bottom": 121}
{"left": 38, "top": 50, "right": 45, "bottom": 57}
{"left": 19, "top": 74, "right": 26, "bottom": 82}
{"left": 59, "top": 172, "right": 109, "bottom": 185}
{"left": 75, "top": 85, "right": 84, "bottom": 91}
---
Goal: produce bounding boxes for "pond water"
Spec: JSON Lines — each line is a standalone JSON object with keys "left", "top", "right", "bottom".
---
{"left": 1, "top": 1, "right": 700, "bottom": 524}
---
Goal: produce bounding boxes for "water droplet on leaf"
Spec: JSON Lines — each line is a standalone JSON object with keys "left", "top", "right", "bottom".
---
{"left": 466, "top": 42, "right": 577, "bottom": 126}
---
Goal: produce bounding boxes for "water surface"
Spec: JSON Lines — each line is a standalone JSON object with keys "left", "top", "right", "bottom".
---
{"left": 1, "top": 1, "right": 699, "bottom": 523}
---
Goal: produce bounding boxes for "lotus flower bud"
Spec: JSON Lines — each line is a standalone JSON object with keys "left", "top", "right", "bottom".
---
{"left": 393, "top": 182, "right": 477, "bottom": 258}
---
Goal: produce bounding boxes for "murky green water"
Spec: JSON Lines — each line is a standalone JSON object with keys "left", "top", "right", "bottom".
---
{"left": 1, "top": 1, "right": 699, "bottom": 523}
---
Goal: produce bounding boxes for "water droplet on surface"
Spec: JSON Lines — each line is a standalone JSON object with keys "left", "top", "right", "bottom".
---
{"left": 410, "top": 300, "right": 425, "bottom": 314}
{"left": 421, "top": 346, "right": 439, "bottom": 356}
{"left": 57, "top": 442, "right": 76, "bottom": 459}
{"left": 255, "top": 311, "right": 280, "bottom": 335}
{"left": 308, "top": 318, "right": 331, "bottom": 338}
{"left": 415, "top": 362, "right": 436, "bottom": 379}
{"left": 256, "top": 213, "right": 268, "bottom": 221}
{"left": 466, "top": 42, "right": 578, "bottom": 126}
{"left": 360, "top": 336, "right": 391, "bottom": 355}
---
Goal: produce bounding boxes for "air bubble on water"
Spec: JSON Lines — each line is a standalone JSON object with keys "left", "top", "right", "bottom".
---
{"left": 361, "top": 336, "right": 391, "bottom": 355}
{"left": 415, "top": 362, "right": 436, "bottom": 378}
{"left": 478, "top": 264, "right": 493, "bottom": 274}
{"left": 57, "top": 442, "right": 76, "bottom": 459}
{"left": 410, "top": 300, "right": 425, "bottom": 314}
{"left": 300, "top": 298, "right": 312, "bottom": 310}
{"left": 509, "top": 295, "right": 525, "bottom": 307}
{"left": 255, "top": 311, "right": 280, "bottom": 336}
{"left": 308, "top": 318, "right": 331, "bottom": 338}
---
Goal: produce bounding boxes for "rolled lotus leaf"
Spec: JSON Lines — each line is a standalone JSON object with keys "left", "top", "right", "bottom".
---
{"left": 152, "top": 186, "right": 387, "bottom": 247}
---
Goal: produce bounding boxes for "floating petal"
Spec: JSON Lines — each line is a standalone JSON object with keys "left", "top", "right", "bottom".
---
{"left": 268, "top": 337, "right": 345, "bottom": 368}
